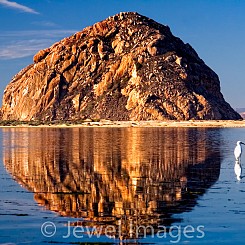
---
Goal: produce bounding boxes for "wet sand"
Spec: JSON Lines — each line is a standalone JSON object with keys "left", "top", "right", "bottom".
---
{"left": 1, "top": 120, "right": 245, "bottom": 128}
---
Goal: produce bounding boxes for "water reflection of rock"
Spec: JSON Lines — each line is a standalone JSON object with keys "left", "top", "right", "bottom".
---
{"left": 3, "top": 127, "right": 221, "bottom": 238}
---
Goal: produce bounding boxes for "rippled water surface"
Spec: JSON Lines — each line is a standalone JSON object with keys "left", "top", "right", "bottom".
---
{"left": 1, "top": 127, "right": 245, "bottom": 244}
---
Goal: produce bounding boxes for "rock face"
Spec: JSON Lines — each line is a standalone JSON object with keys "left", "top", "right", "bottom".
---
{"left": 1, "top": 12, "right": 241, "bottom": 120}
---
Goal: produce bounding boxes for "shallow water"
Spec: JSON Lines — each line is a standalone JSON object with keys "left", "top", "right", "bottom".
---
{"left": 0, "top": 127, "right": 245, "bottom": 244}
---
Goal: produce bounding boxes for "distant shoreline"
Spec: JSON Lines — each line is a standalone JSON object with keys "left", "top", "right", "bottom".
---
{"left": 1, "top": 120, "right": 245, "bottom": 128}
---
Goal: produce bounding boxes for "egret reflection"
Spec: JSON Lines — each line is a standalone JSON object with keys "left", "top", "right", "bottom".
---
{"left": 234, "top": 160, "right": 242, "bottom": 181}
{"left": 3, "top": 127, "right": 222, "bottom": 239}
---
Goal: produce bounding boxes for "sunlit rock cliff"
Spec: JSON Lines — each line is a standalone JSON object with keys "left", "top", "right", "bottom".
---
{"left": 3, "top": 128, "right": 221, "bottom": 237}
{"left": 1, "top": 12, "right": 241, "bottom": 120}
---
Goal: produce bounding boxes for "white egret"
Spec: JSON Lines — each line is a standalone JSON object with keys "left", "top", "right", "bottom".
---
{"left": 234, "top": 160, "right": 242, "bottom": 181}
{"left": 234, "top": 141, "right": 245, "bottom": 161}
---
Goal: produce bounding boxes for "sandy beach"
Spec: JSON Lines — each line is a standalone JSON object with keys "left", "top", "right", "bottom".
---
{"left": 1, "top": 120, "right": 245, "bottom": 128}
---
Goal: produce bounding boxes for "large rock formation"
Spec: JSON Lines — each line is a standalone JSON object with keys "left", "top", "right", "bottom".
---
{"left": 1, "top": 12, "right": 241, "bottom": 121}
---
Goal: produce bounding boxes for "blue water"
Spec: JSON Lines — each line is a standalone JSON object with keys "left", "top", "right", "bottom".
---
{"left": 0, "top": 127, "right": 245, "bottom": 244}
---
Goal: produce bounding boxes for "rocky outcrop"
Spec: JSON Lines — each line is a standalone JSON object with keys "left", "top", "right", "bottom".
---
{"left": 1, "top": 12, "right": 241, "bottom": 120}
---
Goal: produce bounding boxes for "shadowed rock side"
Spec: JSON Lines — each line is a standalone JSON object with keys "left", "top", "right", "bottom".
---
{"left": 1, "top": 12, "right": 241, "bottom": 121}
{"left": 3, "top": 128, "right": 221, "bottom": 238}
